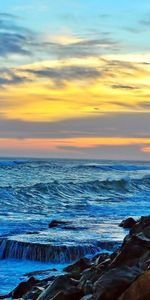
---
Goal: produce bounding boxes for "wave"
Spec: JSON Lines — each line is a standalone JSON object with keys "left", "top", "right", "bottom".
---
{"left": 77, "top": 163, "right": 150, "bottom": 172}
{"left": 0, "top": 238, "right": 118, "bottom": 263}
{"left": 0, "top": 160, "right": 30, "bottom": 167}
{"left": 0, "top": 174, "right": 150, "bottom": 201}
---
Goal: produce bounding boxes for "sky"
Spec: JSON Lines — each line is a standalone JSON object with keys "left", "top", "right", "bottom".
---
{"left": 0, "top": 0, "right": 150, "bottom": 160}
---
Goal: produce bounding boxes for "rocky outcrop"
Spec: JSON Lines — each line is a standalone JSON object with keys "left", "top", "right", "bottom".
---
{"left": 118, "top": 270, "right": 150, "bottom": 300}
{"left": 4, "top": 215, "right": 150, "bottom": 300}
{"left": 119, "top": 217, "right": 137, "bottom": 229}
{"left": 48, "top": 220, "right": 71, "bottom": 228}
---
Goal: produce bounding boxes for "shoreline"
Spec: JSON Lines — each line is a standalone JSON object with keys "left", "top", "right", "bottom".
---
{"left": 2, "top": 215, "right": 150, "bottom": 299}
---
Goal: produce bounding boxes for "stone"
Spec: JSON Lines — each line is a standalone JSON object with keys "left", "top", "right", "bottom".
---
{"left": 12, "top": 277, "right": 39, "bottom": 299}
{"left": 48, "top": 220, "right": 70, "bottom": 228}
{"left": 24, "top": 269, "right": 57, "bottom": 277}
{"left": 94, "top": 265, "right": 141, "bottom": 300}
{"left": 64, "top": 257, "right": 91, "bottom": 274}
{"left": 37, "top": 274, "right": 78, "bottom": 300}
{"left": 80, "top": 295, "right": 93, "bottom": 300}
{"left": 119, "top": 217, "right": 136, "bottom": 229}
{"left": 118, "top": 270, "right": 150, "bottom": 300}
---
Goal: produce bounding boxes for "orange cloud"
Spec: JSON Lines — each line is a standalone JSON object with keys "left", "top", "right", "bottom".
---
{"left": 0, "top": 137, "right": 150, "bottom": 152}
{"left": 142, "top": 147, "right": 150, "bottom": 153}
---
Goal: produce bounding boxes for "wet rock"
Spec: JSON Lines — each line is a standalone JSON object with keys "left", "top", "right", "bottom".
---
{"left": 48, "top": 287, "right": 84, "bottom": 300}
{"left": 94, "top": 265, "right": 141, "bottom": 300}
{"left": 118, "top": 270, "right": 150, "bottom": 300}
{"left": 26, "top": 231, "right": 39, "bottom": 235}
{"left": 37, "top": 274, "right": 78, "bottom": 300}
{"left": 79, "top": 266, "right": 103, "bottom": 289}
{"left": 24, "top": 269, "right": 57, "bottom": 277}
{"left": 119, "top": 217, "right": 136, "bottom": 229}
{"left": 12, "top": 277, "right": 39, "bottom": 299}
{"left": 48, "top": 220, "right": 70, "bottom": 228}
{"left": 64, "top": 257, "right": 91, "bottom": 274}
{"left": 92, "top": 253, "right": 110, "bottom": 265}
{"left": 80, "top": 295, "right": 93, "bottom": 300}
{"left": 0, "top": 293, "right": 12, "bottom": 299}
{"left": 10, "top": 215, "right": 150, "bottom": 300}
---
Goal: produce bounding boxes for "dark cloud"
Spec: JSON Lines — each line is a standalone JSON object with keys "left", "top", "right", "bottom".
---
{"left": 106, "top": 101, "right": 136, "bottom": 109}
{"left": 0, "top": 13, "right": 33, "bottom": 58}
{"left": 61, "top": 145, "right": 149, "bottom": 161}
{"left": 0, "top": 32, "right": 31, "bottom": 57}
{"left": 25, "top": 65, "right": 102, "bottom": 86}
{"left": 138, "top": 101, "right": 150, "bottom": 109}
{"left": 0, "top": 112, "right": 149, "bottom": 139}
{"left": 40, "top": 37, "right": 120, "bottom": 58}
{"left": 0, "top": 10, "right": 121, "bottom": 60}
{"left": 0, "top": 69, "right": 28, "bottom": 87}
{"left": 111, "top": 84, "right": 139, "bottom": 90}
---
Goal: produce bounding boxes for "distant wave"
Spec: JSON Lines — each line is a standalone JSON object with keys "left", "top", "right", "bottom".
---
{"left": 0, "top": 160, "right": 30, "bottom": 167}
{"left": 76, "top": 163, "right": 150, "bottom": 172}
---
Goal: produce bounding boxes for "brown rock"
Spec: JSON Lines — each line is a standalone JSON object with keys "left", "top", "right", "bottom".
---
{"left": 118, "top": 270, "right": 150, "bottom": 300}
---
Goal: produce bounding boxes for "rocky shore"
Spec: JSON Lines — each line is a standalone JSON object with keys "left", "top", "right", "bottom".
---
{"left": 2, "top": 215, "right": 150, "bottom": 300}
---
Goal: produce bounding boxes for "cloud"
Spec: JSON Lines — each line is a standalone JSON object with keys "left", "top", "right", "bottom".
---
{"left": 40, "top": 36, "right": 120, "bottom": 59}
{"left": 0, "top": 112, "right": 149, "bottom": 139}
{"left": 25, "top": 65, "right": 102, "bottom": 86}
{"left": 142, "top": 146, "right": 150, "bottom": 153}
{"left": 138, "top": 101, "right": 150, "bottom": 109}
{"left": 0, "top": 32, "right": 31, "bottom": 57}
{"left": 0, "top": 13, "right": 34, "bottom": 58}
{"left": 111, "top": 84, "right": 139, "bottom": 90}
{"left": 0, "top": 69, "right": 28, "bottom": 87}
{"left": 0, "top": 9, "right": 121, "bottom": 62}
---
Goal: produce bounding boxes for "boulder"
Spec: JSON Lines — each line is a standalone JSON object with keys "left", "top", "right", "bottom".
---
{"left": 12, "top": 277, "right": 39, "bottom": 299}
{"left": 119, "top": 217, "right": 136, "bottom": 229}
{"left": 37, "top": 274, "right": 78, "bottom": 300}
{"left": 80, "top": 295, "right": 93, "bottom": 300}
{"left": 24, "top": 268, "right": 57, "bottom": 277}
{"left": 94, "top": 265, "right": 141, "bottom": 300}
{"left": 93, "top": 253, "right": 110, "bottom": 266}
{"left": 48, "top": 220, "right": 70, "bottom": 228}
{"left": 64, "top": 257, "right": 91, "bottom": 274}
{"left": 118, "top": 270, "right": 150, "bottom": 300}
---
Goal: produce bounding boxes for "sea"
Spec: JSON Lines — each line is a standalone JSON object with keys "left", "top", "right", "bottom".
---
{"left": 0, "top": 158, "right": 150, "bottom": 295}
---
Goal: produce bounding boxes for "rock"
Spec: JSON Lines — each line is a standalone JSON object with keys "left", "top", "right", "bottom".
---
{"left": 0, "top": 293, "right": 12, "bottom": 299}
{"left": 24, "top": 269, "right": 57, "bottom": 277}
{"left": 79, "top": 266, "right": 103, "bottom": 289}
{"left": 37, "top": 274, "right": 78, "bottom": 300}
{"left": 64, "top": 257, "right": 91, "bottom": 274}
{"left": 118, "top": 270, "right": 150, "bottom": 300}
{"left": 50, "top": 287, "right": 84, "bottom": 300}
{"left": 119, "top": 217, "right": 136, "bottom": 229}
{"left": 10, "top": 215, "right": 150, "bottom": 300}
{"left": 94, "top": 265, "right": 141, "bottom": 300}
{"left": 80, "top": 295, "right": 93, "bottom": 300}
{"left": 48, "top": 220, "right": 70, "bottom": 228}
{"left": 92, "top": 253, "right": 110, "bottom": 265}
{"left": 12, "top": 277, "right": 39, "bottom": 299}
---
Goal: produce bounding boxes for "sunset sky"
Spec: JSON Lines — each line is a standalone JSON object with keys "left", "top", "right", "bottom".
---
{"left": 0, "top": 0, "right": 150, "bottom": 159}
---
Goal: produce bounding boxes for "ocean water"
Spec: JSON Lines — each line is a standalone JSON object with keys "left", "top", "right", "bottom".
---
{"left": 0, "top": 158, "right": 150, "bottom": 295}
